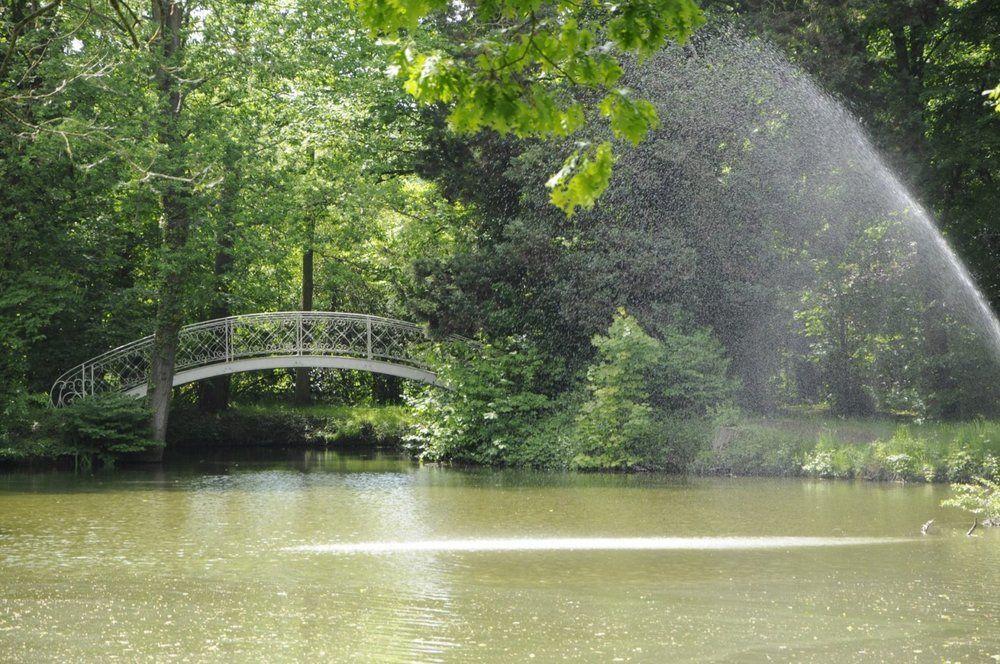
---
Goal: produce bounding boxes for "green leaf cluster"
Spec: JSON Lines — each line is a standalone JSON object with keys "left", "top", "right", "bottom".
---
{"left": 407, "top": 310, "right": 733, "bottom": 470}
{"left": 574, "top": 310, "right": 663, "bottom": 469}
{"left": 355, "top": 0, "right": 704, "bottom": 212}
{"left": 942, "top": 476, "right": 1000, "bottom": 527}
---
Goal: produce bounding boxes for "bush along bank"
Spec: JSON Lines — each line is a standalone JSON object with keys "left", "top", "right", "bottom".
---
{"left": 166, "top": 404, "right": 411, "bottom": 449}
{"left": 698, "top": 417, "right": 999, "bottom": 483}
{"left": 0, "top": 393, "right": 161, "bottom": 469}
{"left": 1, "top": 397, "right": 410, "bottom": 467}
{"left": 406, "top": 309, "right": 735, "bottom": 472}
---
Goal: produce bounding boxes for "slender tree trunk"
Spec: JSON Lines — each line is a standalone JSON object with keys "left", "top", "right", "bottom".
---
{"left": 197, "top": 148, "right": 239, "bottom": 413}
{"left": 147, "top": 0, "right": 189, "bottom": 453}
{"left": 293, "top": 147, "right": 316, "bottom": 405}
{"left": 922, "top": 294, "right": 959, "bottom": 419}
{"left": 197, "top": 222, "right": 235, "bottom": 412}
{"left": 293, "top": 231, "right": 314, "bottom": 404}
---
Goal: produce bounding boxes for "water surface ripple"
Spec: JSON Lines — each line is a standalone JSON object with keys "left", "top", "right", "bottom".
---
{"left": 1, "top": 450, "right": 997, "bottom": 663}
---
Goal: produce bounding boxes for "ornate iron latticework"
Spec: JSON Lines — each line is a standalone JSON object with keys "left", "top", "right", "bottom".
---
{"left": 51, "top": 312, "right": 445, "bottom": 406}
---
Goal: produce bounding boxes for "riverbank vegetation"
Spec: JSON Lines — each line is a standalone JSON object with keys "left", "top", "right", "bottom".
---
{"left": 2, "top": 0, "right": 998, "bottom": 479}
{"left": 0, "top": 393, "right": 159, "bottom": 468}
{"left": 404, "top": 311, "right": 999, "bottom": 481}
{"left": 0, "top": 395, "right": 409, "bottom": 466}
{"left": 168, "top": 403, "right": 411, "bottom": 449}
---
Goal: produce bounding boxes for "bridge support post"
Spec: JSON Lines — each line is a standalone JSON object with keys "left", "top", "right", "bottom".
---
{"left": 366, "top": 317, "right": 372, "bottom": 359}
{"left": 296, "top": 312, "right": 303, "bottom": 356}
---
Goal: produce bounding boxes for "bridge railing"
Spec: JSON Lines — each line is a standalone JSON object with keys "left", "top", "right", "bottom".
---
{"left": 50, "top": 312, "right": 441, "bottom": 406}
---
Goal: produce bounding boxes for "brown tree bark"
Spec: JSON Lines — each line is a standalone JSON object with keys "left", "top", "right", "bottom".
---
{"left": 197, "top": 147, "right": 240, "bottom": 413}
{"left": 293, "top": 231, "right": 314, "bottom": 405}
{"left": 196, "top": 225, "right": 235, "bottom": 412}
{"left": 147, "top": 0, "right": 190, "bottom": 454}
{"left": 293, "top": 147, "right": 317, "bottom": 405}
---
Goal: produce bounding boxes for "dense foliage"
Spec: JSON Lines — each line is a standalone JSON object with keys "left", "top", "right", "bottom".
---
{"left": 715, "top": 0, "right": 1000, "bottom": 331}
{"left": 405, "top": 338, "right": 576, "bottom": 467}
{"left": 407, "top": 311, "right": 732, "bottom": 470}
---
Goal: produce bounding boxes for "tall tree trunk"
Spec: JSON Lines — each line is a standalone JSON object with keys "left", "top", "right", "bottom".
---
{"left": 147, "top": 0, "right": 189, "bottom": 454}
{"left": 922, "top": 292, "right": 960, "bottom": 419}
{"left": 293, "top": 226, "right": 314, "bottom": 404}
{"left": 197, "top": 147, "right": 240, "bottom": 413}
{"left": 196, "top": 221, "right": 235, "bottom": 412}
{"left": 294, "top": 147, "right": 316, "bottom": 405}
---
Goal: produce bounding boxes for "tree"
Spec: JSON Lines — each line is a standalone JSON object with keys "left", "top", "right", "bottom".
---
{"left": 351, "top": 0, "right": 705, "bottom": 214}
{"left": 574, "top": 310, "right": 663, "bottom": 469}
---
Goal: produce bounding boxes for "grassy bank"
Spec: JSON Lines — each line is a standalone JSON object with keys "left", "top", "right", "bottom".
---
{"left": 166, "top": 403, "right": 412, "bottom": 448}
{"left": 0, "top": 398, "right": 412, "bottom": 468}
{"left": 696, "top": 417, "right": 999, "bottom": 483}
{"left": 3, "top": 390, "right": 996, "bottom": 487}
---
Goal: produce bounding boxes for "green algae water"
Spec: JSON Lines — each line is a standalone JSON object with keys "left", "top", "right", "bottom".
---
{"left": 1, "top": 449, "right": 997, "bottom": 662}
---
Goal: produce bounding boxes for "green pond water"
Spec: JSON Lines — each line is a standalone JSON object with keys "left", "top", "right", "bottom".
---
{"left": 1, "top": 448, "right": 997, "bottom": 662}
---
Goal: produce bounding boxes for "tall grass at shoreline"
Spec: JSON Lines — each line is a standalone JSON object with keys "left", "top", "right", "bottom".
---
{"left": 697, "top": 417, "right": 999, "bottom": 482}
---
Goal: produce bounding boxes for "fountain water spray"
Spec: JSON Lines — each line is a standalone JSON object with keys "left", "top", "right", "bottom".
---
{"left": 286, "top": 536, "right": 916, "bottom": 555}
{"left": 590, "top": 25, "right": 1000, "bottom": 410}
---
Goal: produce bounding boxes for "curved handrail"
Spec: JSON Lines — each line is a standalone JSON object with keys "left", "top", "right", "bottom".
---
{"left": 50, "top": 311, "right": 455, "bottom": 406}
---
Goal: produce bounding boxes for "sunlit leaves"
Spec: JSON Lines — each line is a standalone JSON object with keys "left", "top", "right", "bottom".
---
{"left": 600, "top": 89, "right": 660, "bottom": 144}
{"left": 607, "top": 0, "right": 704, "bottom": 56}
{"left": 546, "top": 141, "right": 615, "bottom": 215}
{"left": 348, "top": 0, "right": 445, "bottom": 32}
{"left": 351, "top": 0, "right": 704, "bottom": 213}
{"left": 986, "top": 83, "right": 1000, "bottom": 113}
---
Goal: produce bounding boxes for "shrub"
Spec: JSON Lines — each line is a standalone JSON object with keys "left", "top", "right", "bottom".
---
{"left": 55, "top": 393, "right": 160, "bottom": 467}
{"left": 860, "top": 428, "right": 929, "bottom": 481}
{"left": 647, "top": 416, "right": 713, "bottom": 470}
{"left": 695, "top": 424, "right": 810, "bottom": 476}
{"left": 944, "top": 447, "right": 977, "bottom": 482}
{"left": 0, "top": 393, "right": 64, "bottom": 462}
{"left": 653, "top": 322, "right": 738, "bottom": 416}
{"left": 802, "top": 448, "right": 837, "bottom": 478}
{"left": 405, "top": 337, "right": 569, "bottom": 467}
{"left": 0, "top": 385, "right": 33, "bottom": 451}
{"left": 167, "top": 406, "right": 315, "bottom": 447}
{"left": 573, "top": 311, "right": 664, "bottom": 470}
{"left": 311, "top": 406, "right": 411, "bottom": 444}
{"left": 571, "top": 311, "right": 733, "bottom": 471}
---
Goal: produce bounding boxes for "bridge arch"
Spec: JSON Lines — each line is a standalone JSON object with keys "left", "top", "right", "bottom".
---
{"left": 51, "top": 312, "right": 450, "bottom": 406}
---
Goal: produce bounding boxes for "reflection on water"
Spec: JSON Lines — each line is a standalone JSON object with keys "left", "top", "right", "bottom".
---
{"left": 0, "top": 448, "right": 997, "bottom": 662}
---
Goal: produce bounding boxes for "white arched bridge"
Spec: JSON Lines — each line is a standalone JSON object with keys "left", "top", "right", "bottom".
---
{"left": 51, "top": 312, "right": 452, "bottom": 407}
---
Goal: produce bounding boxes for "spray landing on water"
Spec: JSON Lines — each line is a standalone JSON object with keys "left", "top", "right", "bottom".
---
{"left": 594, "top": 25, "right": 1000, "bottom": 412}
{"left": 285, "top": 536, "right": 915, "bottom": 555}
